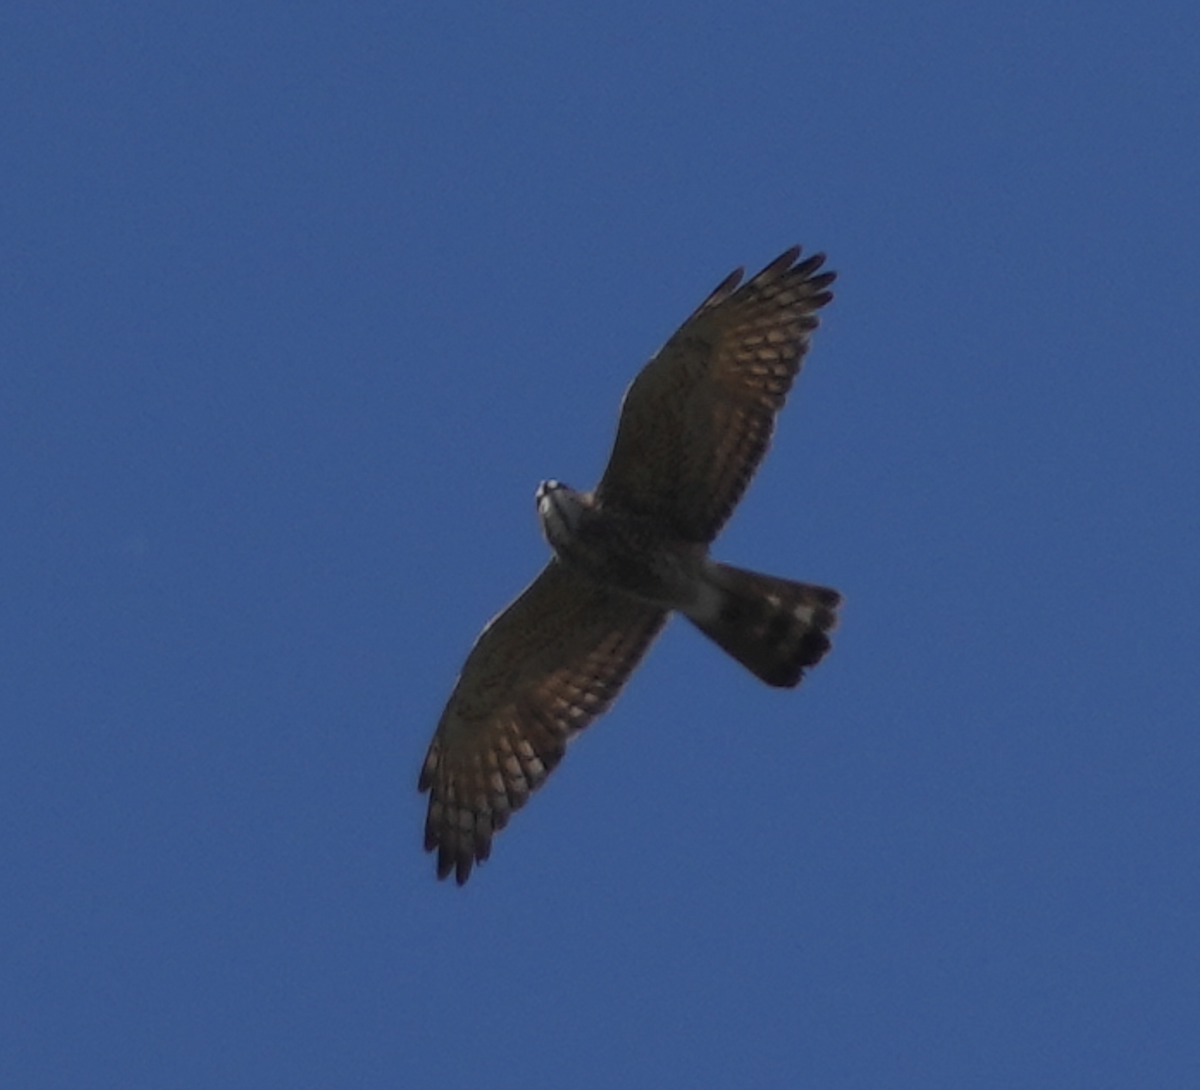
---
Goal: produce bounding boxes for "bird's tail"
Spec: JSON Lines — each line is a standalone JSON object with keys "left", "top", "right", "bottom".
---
{"left": 683, "top": 561, "right": 840, "bottom": 688}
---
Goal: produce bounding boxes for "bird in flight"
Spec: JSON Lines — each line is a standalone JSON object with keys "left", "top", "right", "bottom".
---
{"left": 419, "top": 246, "right": 841, "bottom": 883}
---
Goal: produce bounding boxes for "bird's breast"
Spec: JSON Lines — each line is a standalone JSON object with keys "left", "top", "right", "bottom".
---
{"left": 552, "top": 504, "right": 704, "bottom": 609}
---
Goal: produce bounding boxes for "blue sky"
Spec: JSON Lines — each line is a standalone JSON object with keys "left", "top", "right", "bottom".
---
{"left": 4, "top": 2, "right": 1199, "bottom": 1087}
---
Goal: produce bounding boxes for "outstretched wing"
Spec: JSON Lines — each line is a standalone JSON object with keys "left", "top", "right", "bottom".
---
{"left": 596, "top": 247, "right": 835, "bottom": 544}
{"left": 418, "top": 560, "right": 666, "bottom": 884}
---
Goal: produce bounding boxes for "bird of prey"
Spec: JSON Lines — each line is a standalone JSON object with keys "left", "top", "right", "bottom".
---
{"left": 419, "top": 246, "right": 841, "bottom": 884}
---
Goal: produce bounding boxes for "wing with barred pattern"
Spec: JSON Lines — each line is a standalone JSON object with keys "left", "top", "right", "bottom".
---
{"left": 418, "top": 559, "right": 666, "bottom": 884}
{"left": 597, "top": 247, "right": 835, "bottom": 543}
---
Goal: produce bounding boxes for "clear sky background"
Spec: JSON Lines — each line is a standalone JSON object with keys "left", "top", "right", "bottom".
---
{"left": 4, "top": 3, "right": 1198, "bottom": 1087}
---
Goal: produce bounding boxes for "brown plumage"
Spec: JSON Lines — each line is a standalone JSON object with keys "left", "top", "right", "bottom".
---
{"left": 419, "top": 247, "right": 841, "bottom": 883}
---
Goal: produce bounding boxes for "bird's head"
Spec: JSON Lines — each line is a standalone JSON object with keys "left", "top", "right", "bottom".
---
{"left": 535, "top": 479, "right": 589, "bottom": 555}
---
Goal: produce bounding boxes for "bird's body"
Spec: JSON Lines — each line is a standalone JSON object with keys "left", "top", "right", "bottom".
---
{"left": 419, "top": 246, "right": 842, "bottom": 883}
{"left": 536, "top": 481, "right": 706, "bottom": 610}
